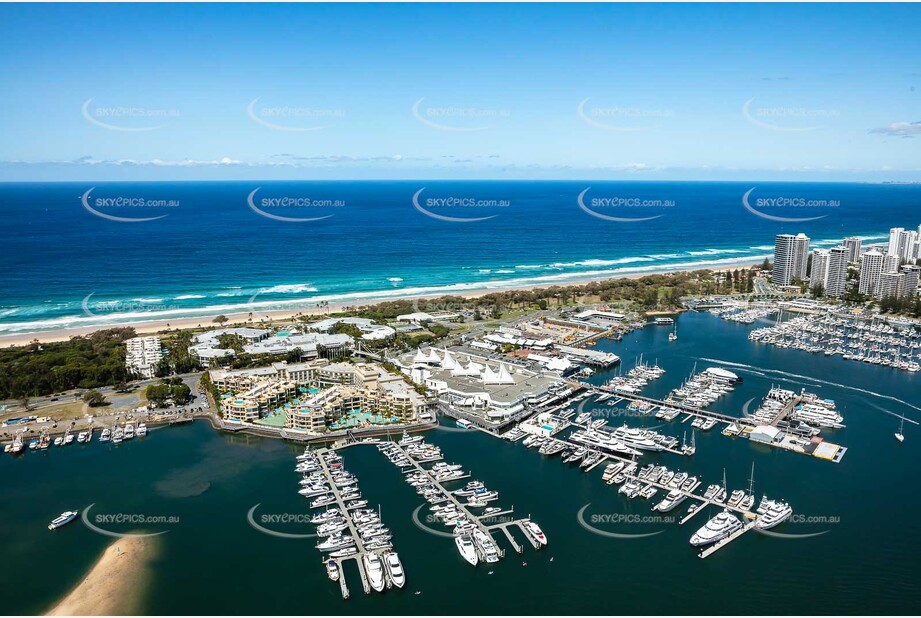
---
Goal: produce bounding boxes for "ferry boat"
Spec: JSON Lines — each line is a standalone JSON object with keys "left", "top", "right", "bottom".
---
{"left": 689, "top": 510, "right": 743, "bottom": 546}
{"left": 653, "top": 317, "right": 675, "bottom": 325}
{"left": 384, "top": 551, "right": 406, "bottom": 588}
{"left": 455, "top": 419, "right": 472, "bottom": 430}
{"left": 455, "top": 533, "right": 479, "bottom": 566}
{"left": 48, "top": 510, "right": 78, "bottom": 530}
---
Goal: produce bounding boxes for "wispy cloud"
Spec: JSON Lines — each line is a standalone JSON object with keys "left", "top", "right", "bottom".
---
{"left": 869, "top": 121, "right": 921, "bottom": 138}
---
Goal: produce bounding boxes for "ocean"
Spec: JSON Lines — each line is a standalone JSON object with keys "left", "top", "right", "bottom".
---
{"left": 2, "top": 313, "right": 920, "bottom": 615}
{"left": 0, "top": 180, "right": 916, "bottom": 335}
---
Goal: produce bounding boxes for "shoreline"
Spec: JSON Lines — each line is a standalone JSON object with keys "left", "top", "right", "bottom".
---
{"left": 45, "top": 535, "right": 159, "bottom": 616}
{"left": 0, "top": 260, "right": 765, "bottom": 347}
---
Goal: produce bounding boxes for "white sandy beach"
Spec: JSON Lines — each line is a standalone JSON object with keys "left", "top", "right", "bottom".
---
{"left": 2, "top": 261, "right": 763, "bottom": 348}
{"left": 45, "top": 536, "right": 159, "bottom": 616}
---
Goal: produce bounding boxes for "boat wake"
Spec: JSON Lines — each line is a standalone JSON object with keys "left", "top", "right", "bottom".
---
{"left": 697, "top": 358, "right": 921, "bottom": 415}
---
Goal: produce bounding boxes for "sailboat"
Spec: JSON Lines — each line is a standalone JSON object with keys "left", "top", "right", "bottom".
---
{"left": 895, "top": 416, "right": 905, "bottom": 443}
{"left": 668, "top": 322, "right": 678, "bottom": 342}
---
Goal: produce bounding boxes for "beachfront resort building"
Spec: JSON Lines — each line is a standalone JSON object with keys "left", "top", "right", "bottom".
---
{"left": 125, "top": 335, "right": 164, "bottom": 379}
{"left": 211, "top": 359, "right": 426, "bottom": 430}
{"left": 189, "top": 327, "right": 352, "bottom": 367}
{"left": 307, "top": 317, "right": 396, "bottom": 341}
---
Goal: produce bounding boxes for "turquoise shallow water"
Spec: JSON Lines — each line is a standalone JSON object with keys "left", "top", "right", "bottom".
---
{"left": 2, "top": 313, "right": 920, "bottom": 615}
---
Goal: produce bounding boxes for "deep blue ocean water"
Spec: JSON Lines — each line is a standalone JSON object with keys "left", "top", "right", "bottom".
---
{"left": 0, "top": 181, "right": 916, "bottom": 334}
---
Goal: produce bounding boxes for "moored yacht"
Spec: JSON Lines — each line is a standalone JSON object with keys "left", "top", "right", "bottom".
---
{"left": 455, "top": 533, "right": 478, "bottom": 566}
{"left": 689, "top": 510, "right": 743, "bottom": 546}
{"left": 363, "top": 553, "right": 386, "bottom": 592}
{"left": 384, "top": 551, "right": 406, "bottom": 588}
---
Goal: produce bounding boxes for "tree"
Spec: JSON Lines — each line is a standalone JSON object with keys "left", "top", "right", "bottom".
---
{"left": 82, "top": 390, "right": 107, "bottom": 407}
{"left": 213, "top": 315, "right": 229, "bottom": 326}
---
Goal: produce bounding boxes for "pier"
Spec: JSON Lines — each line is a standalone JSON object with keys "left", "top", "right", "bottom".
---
{"left": 698, "top": 519, "right": 757, "bottom": 559}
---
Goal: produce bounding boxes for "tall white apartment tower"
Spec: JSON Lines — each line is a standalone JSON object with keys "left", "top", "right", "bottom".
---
{"left": 859, "top": 250, "right": 884, "bottom": 296}
{"left": 792, "top": 233, "right": 811, "bottom": 281}
{"left": 773, "top": 234, "right": 796, "bottom": 285}
{"left": 825, "top": 246, "right": 848, "bottom": 298}
{"left": 843, "top": 237, "right": 862, "bottom": 263}
{"left": 810, "top": 249, "right": 830, "bottom": 290}
{"left": 888, "top": 227, "right": 905, "bottom": 255}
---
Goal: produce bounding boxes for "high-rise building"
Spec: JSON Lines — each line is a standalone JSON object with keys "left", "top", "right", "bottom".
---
{"left": 772, "top": 234, "right": 796, "bottom": 286}
{"left": 883, "top": 253, "right": 901, "bottom": 274}
{"left": 773, "top": 232, "right": 811, "bottom": 286}
{"left": 901, "top": 265, "right": 921, "bottom": 298}
{"left": 793, "top": 233, "right": 810, "bottom": 281}
{"left": 877, "top": 272, "right": 905, "bottom": 300}
{"left": 888, "top": 227, "right": 905, "bottom": 255}
{"left": 826, "top": 246, "right": 848, "bottom": 298}
{"left": 810, "top": 249, "right": 830, "bottom": 290}
{"left": 859, "top": 250, "right": 884, "bottom": 296}
{"left": 843, "top": 237, "right": 862, "bottom": 263}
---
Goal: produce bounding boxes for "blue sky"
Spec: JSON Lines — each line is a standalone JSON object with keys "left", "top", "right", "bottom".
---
{"left": 0, "top": 3, "right": 919, "bottom": 181}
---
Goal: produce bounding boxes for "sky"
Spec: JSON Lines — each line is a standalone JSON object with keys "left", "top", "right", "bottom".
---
{"left": 0, "top": 2, "right": 919, "bottom": 182}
